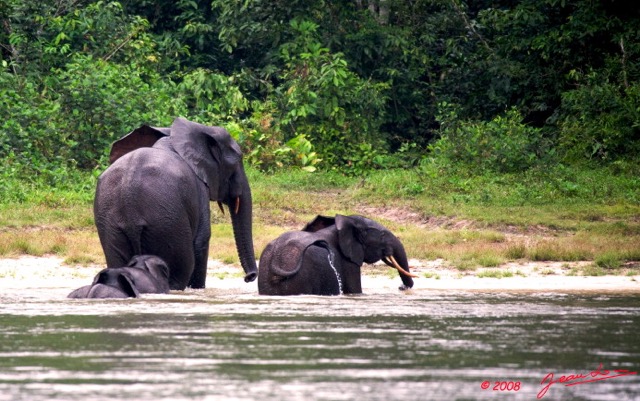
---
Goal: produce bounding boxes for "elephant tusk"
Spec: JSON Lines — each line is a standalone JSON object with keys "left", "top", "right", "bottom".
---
{"left": 385, "top": 255, "right": 419, "bottom": 278}
{"left": 234, "top": 197, "right": 240, "bottom": 215}
{"left": 217, "top": 201, "right": 225, "bottom": 215}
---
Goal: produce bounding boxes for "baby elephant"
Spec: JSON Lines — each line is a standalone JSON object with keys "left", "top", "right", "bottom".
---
{"left": 68, "top": 255, "right": 171, "bottom": 299}
{"left": 258, "top": 214, "right": 417, "bottom": 296}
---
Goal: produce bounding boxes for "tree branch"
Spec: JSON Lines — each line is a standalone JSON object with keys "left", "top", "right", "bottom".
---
{"left": 620, "top": 37, "right": 629, "bottom": 89}
{"left": 102, "top": 28, "right": 138, "bottom": 62}
{"left": 450, "top": 0, "right": 492, "bottom": 52}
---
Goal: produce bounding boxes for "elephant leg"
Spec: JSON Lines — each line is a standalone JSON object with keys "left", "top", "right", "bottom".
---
{"left": 97, "top": 226, "right": 134, "bottom": 269}
{"left": 141, "top": 224, "right": 195, "bottom": 291}
{"left": 159, "top": 239, "right": 195, "bottom": 291}
{"left": 188, "top": 202, "right": 211, "bottom": 289}
{"left": 188, "top": 237, "right": 210, "bottom": 289}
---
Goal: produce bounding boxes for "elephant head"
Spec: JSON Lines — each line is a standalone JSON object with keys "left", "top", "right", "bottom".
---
{"left": 304, "top": 214, "right": 416, "bottom": 290}
{"left": 123, "top": 255, "right": 171, "bottom": 293}
{"left": 107, "top": 118, "right": 257, "bottom": 284}
{"left": 67, "top": 255, "right": 171, "bottom": 299}
{"left": 258, "top": 214, "right": 415, "bottom": 296}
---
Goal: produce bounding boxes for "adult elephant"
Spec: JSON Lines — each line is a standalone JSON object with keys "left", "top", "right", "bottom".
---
{"left": 258, "top": 214, "right": 417, "bottom": 295}
{"left": 68, "top": 255, "right": 171, "bottom": 299}
{"left": 94, "top": 117, "right": 258, "bottom": 290}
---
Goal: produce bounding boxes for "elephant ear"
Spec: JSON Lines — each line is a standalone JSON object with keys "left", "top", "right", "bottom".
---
{"left": 92, "top": 269, "right": 112, "bottom": 286}
{"left": 302, "top": 215, "right": 336, "bottom": 232}
{"left": 138, "top": 255, "right": 170, "bottom": 281}
{"left": 271, "top": 234, "right": 306, "bottom": 278}
{"left": 266, "top": 232, "right": 329, "bottom": 279}
{"left": 91, "top": 269, "right": 140, "bottom": 298}
{"left": 335, "top": 214, "right": 365, "bottom": 266}
{"left": 117, "top": 273, "right": 141, "bottom": 298}
{"left": 170, "top": 117, "right": 242, "bottom": 201}
{"left": 109, "top": 125, "right": 170, "bottom": 164}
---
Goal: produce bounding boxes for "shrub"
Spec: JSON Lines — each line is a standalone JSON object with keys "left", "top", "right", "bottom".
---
{"left": 505, "top": 244, "right": 527, "bottom": 259}
{"left": 274, "top": 19, "right": 389, "bottom": 169}
{"left": 176, "top": 68, "right": 249, "bottom": 122}
{"left": 556, "top": 73, "right": 640, "bottom": 162}
{"left": 431, "top": 104, "right": 551, "bottom": 173}
{"left": 51, "top": 55, "right": 186, "bottom": 168}
{"left": 237, "top": 107, "right": 322, "bottom": 172}
{"left": 594, "top": 253, "right": 623, "bottom": 269}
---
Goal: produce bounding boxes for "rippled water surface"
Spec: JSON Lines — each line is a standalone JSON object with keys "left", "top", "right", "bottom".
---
{"left": 1, "top": 284, "right": 639, "bottom": 401}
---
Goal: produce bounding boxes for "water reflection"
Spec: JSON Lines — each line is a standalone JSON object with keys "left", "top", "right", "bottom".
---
{"left": 0, "top": 287, "right": 638, "bottom": 401}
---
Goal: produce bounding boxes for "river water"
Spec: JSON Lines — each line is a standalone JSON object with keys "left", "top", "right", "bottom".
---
{"left": 1, "top": 279, "right": 639, "bottom": 401}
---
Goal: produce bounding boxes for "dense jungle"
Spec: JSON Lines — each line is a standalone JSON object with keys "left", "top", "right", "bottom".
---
{"left": 1, "top": 0, "right": 639, "bottom": 271}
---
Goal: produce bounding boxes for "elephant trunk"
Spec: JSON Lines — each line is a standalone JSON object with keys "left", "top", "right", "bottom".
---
{"left": 385, "top": 234, "right": 415, "bottom": 290}
{"left": 230, "top": 178, "right": 258, "bottom": 282}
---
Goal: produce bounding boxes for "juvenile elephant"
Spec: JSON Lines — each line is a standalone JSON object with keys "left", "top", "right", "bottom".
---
{"left": 94, "top": 117, "right": 258, "bottom": 290}
{"left": 68, "top": 255, "right": 171, "bottom": 299}
{"left": 258, "top": 214, "right": 416, "bottom": 295}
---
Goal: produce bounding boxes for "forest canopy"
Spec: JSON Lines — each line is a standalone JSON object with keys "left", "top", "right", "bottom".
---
{"left": 1, "top": 0, "right": 639, "bottom": 177}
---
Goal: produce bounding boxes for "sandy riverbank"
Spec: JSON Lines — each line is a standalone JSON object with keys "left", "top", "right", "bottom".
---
{"left": 1, "top": 256, "right": 639, "bottom": 295}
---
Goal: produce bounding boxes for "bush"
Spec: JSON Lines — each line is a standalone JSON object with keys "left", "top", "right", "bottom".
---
{"left": 274, "top": 19, "right": 389, "bottom": 169}
{"left": 430, "top": 104, "right": 551, "bottom": 173}
{"left": 176, "top": 68, "right": 249, "bottom": 123}
{"left": 0, "top": 55, "right": 186, "bottom": 173}
{"left": 0, "top": 0, "right": 188, "bottom": 174}
{"left": 0, "top": 158, "right": 95, "bottom": 205}
{"left": 556, "top": 73, "right": 640, "bottom": 162}
{"left": 51, "top": 55, "right": 186, "bottom": 168}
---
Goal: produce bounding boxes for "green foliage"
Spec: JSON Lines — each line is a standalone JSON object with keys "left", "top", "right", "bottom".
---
{"left": 177, "top": 68, "right": 248, "bottom": 122}
{"left": 477, "top": 269, "right": 513, "bottom": 279}
{"left": 236, "top": 108, "right": 322, "bottom": 173}
{"left": 246, "top": 131, "right": 322, "bottom": 173}
{"left": 357, "top": 162, "right": 640, "bottom": 211}
{"left": 274, "top": 19, "right": 389, "bottom": 168}
{"left": 0, "top": 158, "right": 95, "bottom": 205}
{"left": 556, "top": 72, "right": 640, "bottom": 162}
{"left": 594, "top": 253, "right": 623, "bottom": 270}
{"left": 1, "top": 0, "right": 639, "bottom": 177}
{"left": 1, "top": 54, "right": 185, "bottom": 170}
{"left": 52, "top": 55, "right": 185, "bottom": 168}
{"left": 0, "top": 0, "right": 186, "bottom": 173}
{"left": 431, "top": 105, "right": 549, "bottom": 173}
{"left": 283, "top": 134, "right": 322, "bottom": 172}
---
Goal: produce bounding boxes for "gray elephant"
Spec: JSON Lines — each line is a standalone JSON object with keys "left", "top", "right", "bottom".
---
{"left": 68, "top": 255, "right": 171, "bottom": 298}
{"left": 94, "top": 117, "right": 257, "bottom": 290}
{"left": 258, "top": 214, "right": 416, "bottom": 295}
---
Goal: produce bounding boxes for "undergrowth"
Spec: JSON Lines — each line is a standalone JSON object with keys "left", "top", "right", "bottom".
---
{"left": 0, "top": 162, "right": 638, "bottom": 271}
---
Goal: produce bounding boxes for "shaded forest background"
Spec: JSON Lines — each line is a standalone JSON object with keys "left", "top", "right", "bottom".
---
{"left": 1, "top": 0, "right": 639, "bottom": 183}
